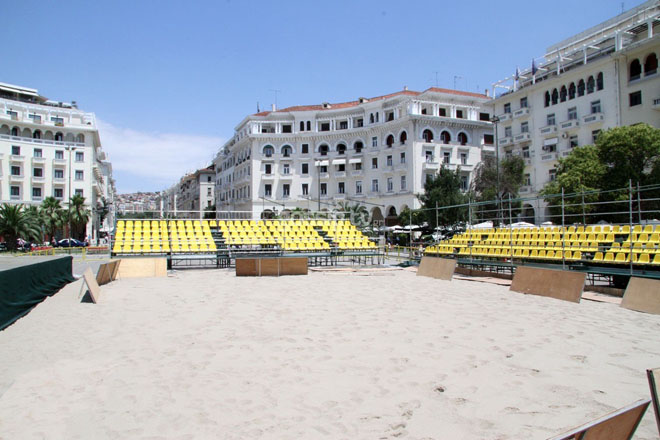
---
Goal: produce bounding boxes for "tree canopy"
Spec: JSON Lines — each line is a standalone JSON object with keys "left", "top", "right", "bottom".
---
{"left": 470, "top": 155, "right": 525, "bottom": 222}
{"left": 416, "top": 166, "right": 468, "bottom": 227}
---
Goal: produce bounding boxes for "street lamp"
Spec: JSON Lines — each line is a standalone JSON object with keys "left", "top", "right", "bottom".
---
{"left": 490, "top": 115, "right": 501, "bottom": 225}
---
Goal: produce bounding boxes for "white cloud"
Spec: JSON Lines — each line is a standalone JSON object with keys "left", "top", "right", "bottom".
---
{"left": 97, "top": 120, "right": 224, "bottom": 194}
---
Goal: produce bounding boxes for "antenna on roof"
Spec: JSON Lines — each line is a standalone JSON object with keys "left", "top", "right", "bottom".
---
{"left": 257, "top": 101, "right": 260, "bottom": 112}
{"left": 453, "top": 75, "right": 463, "bottom": 90}
{"left": 621, "top": 2, "right": 624, "bottom": 14}
{"left": 269, "top": 89, "right": 281, "bottom": 110}
{"left": 433, "top": 71, "right": 439, "bottom": 87}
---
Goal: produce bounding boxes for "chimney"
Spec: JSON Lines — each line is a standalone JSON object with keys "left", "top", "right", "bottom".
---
{"left": 403, "top": 86, "right": 408, "bottom": 91}
{"left": 485, "top": 89, "right": 490, "bottom": 98}
{"left": 271, "top": 103, "right": 276, "bottom": 111}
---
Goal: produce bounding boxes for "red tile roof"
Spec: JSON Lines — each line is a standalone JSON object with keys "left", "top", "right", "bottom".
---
{"left": 252, "top": 87, "right": 488, "bottom": 116}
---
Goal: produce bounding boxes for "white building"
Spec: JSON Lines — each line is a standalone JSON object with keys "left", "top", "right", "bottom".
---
{"left": 213, "top": 87, "right": 494, "bottom": 224}
{"left": 489, "top": 0, "right": 660, "bottom": 223}
{"left": 0, "top": 82, "right": 115, "bottom": 240}
{"left": 159, "top": 165, "right": 215, "bottom": 218}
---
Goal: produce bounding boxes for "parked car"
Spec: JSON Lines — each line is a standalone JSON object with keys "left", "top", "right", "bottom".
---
{"left": 55, "top": 238, "right": 87, "bottom": 248}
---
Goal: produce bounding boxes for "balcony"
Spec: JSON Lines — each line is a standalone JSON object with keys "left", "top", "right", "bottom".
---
{"left": 559, "top": 119, "right": 579, "bottom": 130}
{"left": 10, "top": 155, "right": 25, "bottom": 163}
{"left": 53, "top": 158, "right": 67, "bottom": 166}
{"left": 319, "top": 172, "right": 329, "bottom": 179}
{"left": 279, "top": 172, "right": 293, "bottom": 179}
{"left": 422, "top": 161, "right": 439, "bottom": 170}
{"left": 334, "top": 171, "right": 346, "bottom": 178}
{"left": 513, "top": 107, "right": 530, "bottom": 119}
{"left": 53, "top": 177, "right": 66, "bottom": 185}
{"left": 539, "top": 125, "right": 557, "bottom": 136}
{"left": 32, "top": 175, "right": 45, "bottom": 183}
{"left": 541, "top": 152, "right": 559, "bottom": 162}
{"left": 519, "top": 186, "right": 532, "bottom": 194}
{"left": 32, "top": 156, "right": 46, "bottom": 165}
{"left": 513, "top": 132, "right": 531, "bottom": 144}
{"left": 350, "top": 169, "right": 363, "bottom": 177}
{"left": 582, "top": 113, "right": 604, "bottom": 125}
{"left": 262, "top": 173, "right": 275, "bottom": 180}
{"left": 497, "top": 112, "right": 512, "bottom": 122}
{"left": 9, "top": 174, "right": 24, "bottom": 182}
{"left": 499, "top": 136, "right": 513, "bottom": 147}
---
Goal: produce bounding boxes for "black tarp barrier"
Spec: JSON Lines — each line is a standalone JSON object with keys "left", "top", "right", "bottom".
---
{"left": 0, "top": 256, "right": 75, "bottom": 330}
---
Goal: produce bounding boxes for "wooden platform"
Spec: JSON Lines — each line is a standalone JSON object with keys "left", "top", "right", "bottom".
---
{"left": 235, "top": 257, "right": 308, "bottom": 277}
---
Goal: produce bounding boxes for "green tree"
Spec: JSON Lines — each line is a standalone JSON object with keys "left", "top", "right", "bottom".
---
{"left": 68, "top": 195, "right": 90, "bottom": 240}
{"left": 417, "top": 166, "right": 468, "bottom": 227}
{"left": 203, "top": 204, "right": 217, "bottom": 219}
{"left": 41, "top": 197, "right": 66, "bottom": 243}
{"left": 335, "top": 201, "right": 369, "bottom": 228}
{"left": 471, "top": 155, "right": 525, "bottom": 221}
{"left": 0, "top": 204, "right": 42, "bottom": 251}
{"left": 540, "top": 145, "right": 606, "bottom": 220}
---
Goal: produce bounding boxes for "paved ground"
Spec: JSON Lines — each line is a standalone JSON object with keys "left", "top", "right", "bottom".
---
{"left": 0, "top": 254, "right": 111, "bottom": 278}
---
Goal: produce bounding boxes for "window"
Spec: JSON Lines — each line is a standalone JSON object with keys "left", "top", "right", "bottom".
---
{"left": 300, "top": 121, "right": 305, "bottom": 132}
{"left": 355, "top": 181, "right": 362, "bottom": 194}
{"left": 386, "top": 155, "right": 392, "bottom": 167}
{"left": 522, "top": 146, "right": 530, "bottom": 158}
{"left": 319, "top": 145, "right": 328, "bottom": 156}
{"left": 630, "top": 59, "right": 642, "bottom": 81}
{"left": 29, "top": 114, "right": 42, "bottom": 123}
{"left": 265, "top": 164, "right": 272, "bottom": 175}
{"left": 320, "top": 165, "right": 328, "bottom": 173}
{"left": 372, "top": 158, "right": 378, "bottom": 169}
{"left": 54, "top": 169, "right": 64, "bottom": 179}
{"left": 399, "top": 131, "right": 407, "bottom": 145}
{"left": 7, "top": 110, "right": 18, "bottom": 119}
{"left": 306, "top": 121, "right": 311, "bottom": 131}
{"left": 75, "top": 151, "right": 84, "bottom": 162}
{"left": 504, "top": 126, "right": 512, "bottom": 137}
{"left": 371, "top": 136, "right": 377, "bottom": 147}
{"left": 337, "top": 164, "right": 345, "bottom": 172}
{"left": 521, "top": 122, "right": 529, "bottom": 133}
{"left": 503, "top": 103, "right": 511, "bottom": 114}
{"left": 264, "top": 184, "right": 272, "bottom": 197}
{"left": 339, "top": 121, "right": 348, "bottom": 130}
{"left": 54, "top": 188, "right": 63, "bottom": 198}
{"left": 460, "top": 175, "right": 468, "bottom": 191}
{"left": 371, "top": 179, "right": 379, "bottom": 192}
{"left": 568, "top": 83, "right": 576, "bottom": 100}
{"left": 443, "top": 151, "right": 450, "bottom": 164}
{"left": 55, "top": 150, "right": 64, "bottom": 159}
{"left": 586, "top": 76, "right": 595, "bottom": 94}
{"left": 337, "top": 144, "right": 346, "bottom": 155}
{"left": 460, "top": 152, "right": 468, "bottom": 165}
{"left": 569, "top": 135, "right": 578, "bottom": 148}
{"left": 11, "top": 146, "right": 20, "bottom": 155}
{"left": 520, "top": 97, "right": 528, "bottom": 108}
{"left": 354, "top": 162, "right": 362, "bottom": 171}
{"left": 338, "top": 182, "right": 345, "bottom": 194}
{"left": 644, "top": 54, "right": 658, "bottom": 76}
{"left": 549, "top": 169, "right": 556, "bottom": 181}
{"left": 483, "top": 134, "right": 494, "bottom": 145}
{"left": 567, "top": 107, "right": 577, "bottom": 120}
{"left": 479, "top": 112, "right": 490, "bottom": 121}
{"left": 386, "top": 135, "right": 394, "bottom": 147}
{"left": 560, "top": 86, "right": 567, "bottom": 102}
{"left": 75, "top": 170, "right": 84, "bottom": 180}
{"left": 302, "top": 163, "right": 308, "bottom": 174}
{"left": 354, "top": 141, "right": 363, "bottom": 153}
{"left": 439, "top": 108, "right": 447, "bottom": 117}
{"left": 302, "top": 183, "right": 308, "bottom": 195}
{"left": 590, "top": 100, "right": 601, "bottom": 114}
{"left": 386, "top": 111, "right": 394, "bottom": 122}
{"left": 75, "top": 189, "right": 83, "bottom": 196}
{"left": 320, "top": 183, "right": 327, "bottom": 195}
{"left": 400, "top": 175, "right": 406, "bottom": 190}
{"left": 355, "top": 118, "right": 363, "bottom": 127}
{"left": 55, "top": 132, "right": 63, "bottom": 141}
{"left": 458, "top": 132, "right": 468, "bottom": 145}
{"left": 32, "top": 187, "right": 42, "bottom": 199}
{"left": 551, "top": 88, "right": 558, "bottom": 105}
{"left": 207, "top": 176, "right": 212, "bottom": 182}
{"left": 33, "top": 168, "right": 43, "bottom": 177}
{"left": 440, "top": 131, "right": 451, "bottom": 144}
{"left": 263, "top": 145, "right": 274, "bottom": 157}
{"left": 34, "top": 148, "right": 42, "bottom": 158}
{"left": 547, "top": 113, "right": 555, "bottom": 126}
{"left": 369, "top": 113, "right": 375, "bottom": 123}
{"left": 320, "top": 122, "right": 330, "bottom": 131}
{"left": 400, "top": 152, "right": 406, "bottom": 163}
{"left": 544, "top": 91, "right": 551, "bottom": 107}
{"left": 375, "top": 112, "right": 379, "bottom": 122}
{"left": 596, "top": 72, "right": 604, "bottom": 90}
{"left": 455, "top": 109, "right": 464, "bottom": 119}
{"left": 282, "top": 145, "right": 292, "bottom": 157}
{"left": 282, "top": 164, "right": 290, "bottom": 175}
{"left": 422, "top": 129, "right": 433, "bottom": 143}
{"left": 207, "top": 188, "right": 212, "bottom": 196}
{"left": 387, "top": 177, "right": 393, "bottom": 192}
{"left": 524, "top": 174, "right": 531, "bottom": 186}
{"left": 629, "top": 91, "right": 642, "bottom": 107}
{"left": 10, "top": 186, "right": 20, "bottom": 198}
{"left": 545, "top": 143, "right": 557, "bottom": 153}
{"left": 592, "top": 130, "right": 601, "bottom": 143}
{"left": 577, "top": 79, "right": 585, "bottom": 96}
{"left": 282, "top": 124, "right": 292, "bottom": 133}
{"left": 425, "top": 150, "right": 434, "bottom": 162}
{"left": 301, "top": 143, "right": 309, "bottom": 154}
{"left": 282, "top": 184, "right": 290, "bottom": 197}
{"left": 11, "top": 166, "right": 21, "bottom": 176}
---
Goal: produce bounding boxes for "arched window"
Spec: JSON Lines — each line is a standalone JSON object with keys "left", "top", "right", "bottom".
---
{"left": 263, "top": 145, "right": 274, "bottom": 157}
{"left": 551, "top": 88, "right": 558, "bottom": 105}
{"left": 353, "top": 141, "right": 363, "bottom": 153}
{"left": 386, "top": 135, "right": 394, "bottom": 147}
{"left": 319, "top": 144, "right": 329, "bottom": 156}
{"left": 11, "top": 127, "right": 19, "bottom": 136}
{"left": 33, "top": 130, "right": 41, "bottom": 139}
{"left": 281, "top": 145, "right": 292, "bottom": 157}
{"left": 76, "top": 134, "right": 85, "bottom": 143}
{"left": 586, "top": 76, "right": 595, "bottom": 93}
{"left": 306, "top": 121, "right": 311, "bottom": 131}
{"left": 596, "top": 72, "right": 604, "bottom": 90}
{"left": 369, "top": 114, "right": 374, "bottom": 124}
{"left": 399, "top": 131, "right": 407, "bottom": 145}
{"left": 422, "top": 129, "right": 434, "bottom": 143}
{"left": 457, "top": 132, "right": 468, "bottom": 145}
{"left": 644, "top": 53, "right": 658, "bottom": 76}
{"left": 300, "top": 121, "right": 304, "bottom": 131}
{"left": 630, "top": 59, "right": 642, "bottom": 81}
{"left": 577, "top": 79, "right": 585, "bottom": 97}
{"left": 568, "top": 83, "right": 576, "bottom": 99}
{"left": 336, "top": 143, "right": 346, "bottom": 154}
{"left": 544, "top": 91, "right": 551, "bottom": 107}
{"left": 55, "top": 132, "right": 63, "bottom": 141}
{"left": 560, "top": 85, "right": 567, "bottom": 102}
{"left": 440, "top": 131, "right": 451, "bottom": 144}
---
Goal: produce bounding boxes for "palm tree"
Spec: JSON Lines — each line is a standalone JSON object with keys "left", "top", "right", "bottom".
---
{"left": 0, "top": 204, "right": 42, "bottom": 251}
{"left": 41, "top": 197, "right": 66, "bottom": 244}
{"left": 68, "top": 195, "right": 90, "bottom": 241}
{"left": 335, "top": 201, "right": 369, "bottom": 228}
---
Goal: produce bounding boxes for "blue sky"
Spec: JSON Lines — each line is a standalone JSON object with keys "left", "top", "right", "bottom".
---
{"left": 4, "top": 0, "right": 646, "bottom": 193}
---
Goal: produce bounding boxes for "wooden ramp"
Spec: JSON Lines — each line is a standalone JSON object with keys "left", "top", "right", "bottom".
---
{"left": 96, "top": 260, "right": 121, "bottom": 286}
{"left": 82, "top": 268, "right": 102, "bottom": 304}
{"left": 621, "top": 277, "right": 660, "bottom": 315}
{"left": 116, "top": 258, "right": 167, "bottom": 279}
{"left": 510, "top": 266, "right": 585, "bottom": 303}
{"left": 548, "top": 399, "right": 650, "bottom": 440}
{"left": 416, "top": 257, "right": 456, "bottom": 281}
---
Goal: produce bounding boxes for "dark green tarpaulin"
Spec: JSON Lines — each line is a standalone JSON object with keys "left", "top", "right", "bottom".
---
{"left": 0, "top": 256, "right": 75, "bottom": 330}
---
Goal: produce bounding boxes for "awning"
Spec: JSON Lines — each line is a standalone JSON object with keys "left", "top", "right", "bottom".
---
{"left": 348, "top": 158, "right": 362, "bottom": 164}
{"left": 314, "top": 160, "right": 329, "bottom": 167}
{"left": 331, "top": 159, "right": 346, "bottom": 165}
{"left": 544, "top": 137, "right": 558, "bottom": 146}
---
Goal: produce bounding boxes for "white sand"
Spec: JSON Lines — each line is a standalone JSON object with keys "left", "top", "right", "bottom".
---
{"left": 0, "top": 269, "right": 659, "bottom": 439}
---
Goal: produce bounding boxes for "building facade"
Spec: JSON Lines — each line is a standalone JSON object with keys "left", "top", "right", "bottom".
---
{"left": 159, "top": 165, "right": 215, "bottom": 218}
{"left": 489, "top": 0, "right": 660, "bottom": 223}
{"left": 0, "top": 82, "right": 115, "bottom": 241}
{"left": 213, "top": 87, "right": 494, "bottom": 224}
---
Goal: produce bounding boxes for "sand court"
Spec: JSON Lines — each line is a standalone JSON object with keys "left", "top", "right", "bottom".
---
{"left": 0, "top": 268, "right": 659, "bottom": 439}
